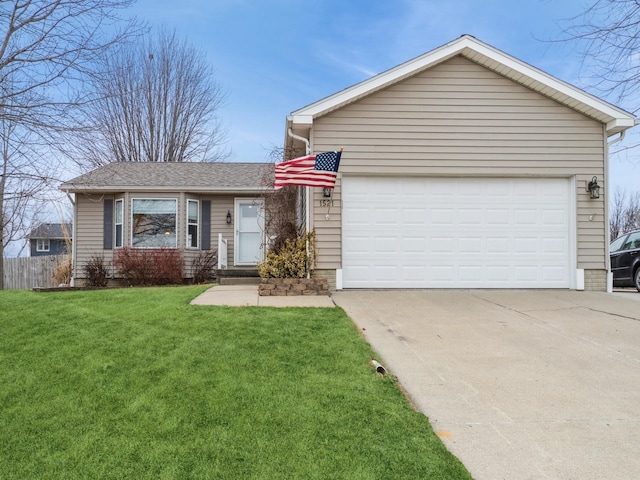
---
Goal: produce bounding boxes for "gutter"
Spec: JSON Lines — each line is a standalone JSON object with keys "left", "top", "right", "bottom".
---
{"left": 604, "top": 128, "right": 631, "bottom": 292}
{"left": 59, "top": 186, "right": 273, "bottom": 194}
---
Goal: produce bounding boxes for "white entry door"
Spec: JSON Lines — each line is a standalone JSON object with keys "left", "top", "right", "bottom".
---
{"left": 235, "top": 198, "right": 264, "bottom": 265}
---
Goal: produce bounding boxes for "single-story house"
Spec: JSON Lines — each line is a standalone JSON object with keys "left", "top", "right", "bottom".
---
{"left": 28, "top": 223, "right": 72, "bottom": 257}
{"left": 60, "top": 162, "right": 273, "bottom": 286}
{"left": 285, "top": 35, "right": 637, "bottom": 291}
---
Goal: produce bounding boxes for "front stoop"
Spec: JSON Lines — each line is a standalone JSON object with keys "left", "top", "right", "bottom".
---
{"left": 216, "top": 268, "right": 261, "bottom": 286}
{"left": 258, "top": 278, "right": 329, "bottom": 296}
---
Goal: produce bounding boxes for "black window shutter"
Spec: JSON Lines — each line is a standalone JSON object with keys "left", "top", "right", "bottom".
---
{"left": 201, "top": 200, "right": 211, "bottom": 250}
{"left": 103, "top": 199, "right": 113, "bottom": 250}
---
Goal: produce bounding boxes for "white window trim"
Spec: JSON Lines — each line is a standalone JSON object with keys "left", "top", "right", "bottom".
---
{"left": 36, "top": 239, "right": 50, "bottom": 252}
{"left": 130, "top": 198, "right": 178, "bottom": 249}
{"left": 115, "top": 199, "right": 124, "bottom": 248}
{"left": 186, "top": 199, "right": 199, "bottom": 249}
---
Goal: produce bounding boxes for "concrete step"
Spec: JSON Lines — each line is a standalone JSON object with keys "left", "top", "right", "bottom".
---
{"left": 216, "top": 268, "right": 259, "bottom": 278}
{"left": 219, "top": 276, "right": 262, "bottom": 286}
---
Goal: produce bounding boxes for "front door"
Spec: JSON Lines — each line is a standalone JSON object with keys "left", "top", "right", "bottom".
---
{"left": 235, "top": 198, "right": 264, "bottom": 265}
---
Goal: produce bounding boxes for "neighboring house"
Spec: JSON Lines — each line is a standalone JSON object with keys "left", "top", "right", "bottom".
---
{"left": 285, "top": 35, "right": 637, "bottom": 291}
{"left": 59, "top": 162, "right": 273, "bottom": 286}
{"left": 28, "top": 223, "right": 71, "bottom": 257}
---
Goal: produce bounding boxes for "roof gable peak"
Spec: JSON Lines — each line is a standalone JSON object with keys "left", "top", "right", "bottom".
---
{"left": 288, "top": 35, "right": 636, "bottom": 135}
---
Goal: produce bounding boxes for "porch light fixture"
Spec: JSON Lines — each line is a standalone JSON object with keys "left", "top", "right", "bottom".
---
{"left": 226, "top": 210, "right": 232, "bottom": 224}
{"left": 322, "top": 187, "right": 332, "bottom": 198}
{"left": 587, "top": 176, "right": 600, "bottom": 199}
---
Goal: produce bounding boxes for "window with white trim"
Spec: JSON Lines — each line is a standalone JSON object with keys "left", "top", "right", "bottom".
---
{"left": 36, "top": 239, "right": 50, "bottom": 252}
{"left": 115, "top": 199, "right": 123, "bottom": 248}
{"left": 132, "top": 199, "right": 177, "bottom": 248}
{"left": 187, "top": 200, "right": 199, "bottom": 248}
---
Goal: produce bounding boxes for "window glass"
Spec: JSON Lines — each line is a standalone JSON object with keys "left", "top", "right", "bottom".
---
{"left": 36, "top": 239, "right": 50, "bottom": 252}
{"left": 622, "top": 232, "right": 640, "bottom": 250}
{"left": 610, "top": 236, "right": 626, "bottom": 253}
{"left": 187, "top": 200, "right": 199, "bottom": 248}
{"left": 115, "top": 199, "right": 123, "bottom": 248}
{"left": 132, "top": 199, "right": 177, "bottom": 248}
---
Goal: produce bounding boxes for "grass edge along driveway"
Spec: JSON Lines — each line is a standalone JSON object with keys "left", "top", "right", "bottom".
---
{"left": 0, "top": 286, "right": 471, "bottom": 479}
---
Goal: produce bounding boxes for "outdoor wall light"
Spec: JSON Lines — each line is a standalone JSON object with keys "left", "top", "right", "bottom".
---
{"left": 587, "top": 176, "right": 600, "bottom": 199}
{"left": 322, "top": 187, "right": 332, "bottom": 198}
{"left": 226, "top": 210, "right": 232, "bottom": 224}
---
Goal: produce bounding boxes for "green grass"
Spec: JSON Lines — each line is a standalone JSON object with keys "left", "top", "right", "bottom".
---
{"left": 0, "top": 286, "right": 471, "bottom": 479}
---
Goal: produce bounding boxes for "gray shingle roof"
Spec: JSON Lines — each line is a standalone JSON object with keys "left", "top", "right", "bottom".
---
{"left": 29, "top": 223, "right": 72, "bottom": 239}
{"left": 60, "top": 162, "right": 275, "bottom": 193}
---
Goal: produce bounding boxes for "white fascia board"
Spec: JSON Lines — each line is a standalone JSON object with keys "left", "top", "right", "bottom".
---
{"left": 290, "top": 35, "right": 636, "bottom": 131}
{"left": 468, "top": 39, "right": 636, "bottom": 130}
{"left": 288, "top": 114, "right": 313, "bottom": 126}
{"left": 60, "top": 186, "right": 272, "bottom": 194}
{"left": 606, "top": 117, "right": 637, "bottom": 133}
{"left": 291, "top": 38, "right": 466, "bottom": 119}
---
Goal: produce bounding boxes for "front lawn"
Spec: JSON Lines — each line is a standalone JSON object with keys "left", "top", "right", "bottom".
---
{"left": 0, "top": 286, "right": 471, "bottom": 479}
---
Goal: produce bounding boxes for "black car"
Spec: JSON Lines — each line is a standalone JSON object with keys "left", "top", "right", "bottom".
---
{"left": 610, "top": 229, "right": 640, "bottom": 291}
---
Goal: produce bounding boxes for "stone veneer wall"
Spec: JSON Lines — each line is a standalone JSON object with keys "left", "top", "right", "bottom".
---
{"left": 584, "top": 269, "right": 607, "bottom": 292}
{"left": 313, "top": 269, "right": 336, "bottom": 291}
{"left": 258, "top": 278, "right": 329, "bottom": 296}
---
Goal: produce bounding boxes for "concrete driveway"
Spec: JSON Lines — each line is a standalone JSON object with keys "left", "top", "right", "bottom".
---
{"left": 332, "top": 289, "right": 640, "bottom": 480}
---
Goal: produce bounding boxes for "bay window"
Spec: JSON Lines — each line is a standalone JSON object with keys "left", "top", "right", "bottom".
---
{"left": 132, "top": 199, "right": 177, "bottom": 248}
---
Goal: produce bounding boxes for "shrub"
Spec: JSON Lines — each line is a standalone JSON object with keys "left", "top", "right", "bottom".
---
{"left": 53, "top": 256, "right": 73, "bottom": 286}
{"left": 83, "top": 255, "right": 110, "bottom": 287}
{"left": 258, "top": 231, "right": 316, "bottom": 278}
{"left": 113, "top": 247, "right": 184, "bottom": 286}
{"left": 191, "top": 250, "right": 217, "bottom": 284}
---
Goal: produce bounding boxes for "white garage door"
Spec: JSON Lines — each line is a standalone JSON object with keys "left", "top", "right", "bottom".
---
{"left": 342, "top": 177, "right": 572, "bottom": 289}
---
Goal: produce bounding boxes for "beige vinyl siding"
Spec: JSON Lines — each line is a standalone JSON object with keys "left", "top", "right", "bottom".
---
{"left": 74, "top": 194, "right": 114, "bottom": 278}
{"left": 74, "top": 192, "right": 246, "bottom": 281}
{"left": 309, "top": 56, "right": 607, "bottom": 271}
{"left": 202, "top": 195, "right": 237, "bottom": 268}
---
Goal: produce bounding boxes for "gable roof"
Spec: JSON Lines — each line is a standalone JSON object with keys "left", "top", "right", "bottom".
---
{"left": 60, "top": 162, "right": 275, "bottom": 193}
{"left": 288, "top": 35, "right": 637, "bottom": 135}
{"left": 29, "top": 223, "right": 72, "bottom": 240}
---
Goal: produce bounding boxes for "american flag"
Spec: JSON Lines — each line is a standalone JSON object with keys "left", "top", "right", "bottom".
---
{"left": 274, "top": 151, "right": 342, "bottom": 189}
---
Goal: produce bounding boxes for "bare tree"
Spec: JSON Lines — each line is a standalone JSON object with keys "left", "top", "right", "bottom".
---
{"left": 610, "top": 189, "right": 640, "bottom": 241}
{"left": 560, "top": 0, "right": 640, "bottom": 113}
{"left": 1, "top": 79, "right": 51, "bottom": 267}
{"left": 0, "top": 0, "right": 141, "bottom": 288}
{"left": 259, "top": 145, "right": 307, "bottom": 255}
{"left": 74, "top": 27, "right": 227, "bottom": 166}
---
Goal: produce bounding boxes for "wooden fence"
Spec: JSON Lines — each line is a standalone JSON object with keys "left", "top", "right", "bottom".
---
{"left": 2, "top": 255, "right": 67, "bottom": 290}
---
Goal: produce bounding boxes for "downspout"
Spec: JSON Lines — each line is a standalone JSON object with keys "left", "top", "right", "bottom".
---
{"left": 286, "top": 128, "right": 311, "bottom": 233}
{"left": 287, "top": 128, "right": 310, "bottom": 155}
{"left": 604, "top": 129, "right": 628, "bottom": 292}
{"left": 287, "top": 127, "right": 312, "bottom": 278}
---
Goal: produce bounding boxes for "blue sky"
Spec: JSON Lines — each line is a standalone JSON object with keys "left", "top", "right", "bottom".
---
{"left": 130, "top": 0, "right": 640, "bottom": 192}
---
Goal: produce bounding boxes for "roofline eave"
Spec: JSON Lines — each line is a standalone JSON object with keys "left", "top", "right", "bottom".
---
{"left": 60, "top": 186, "right": 274, "bottom": 194}
{"left": 289, "top": 35, "right": 637, "bottom": 132}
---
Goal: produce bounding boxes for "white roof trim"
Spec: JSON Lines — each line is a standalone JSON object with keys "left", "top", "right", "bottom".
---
{"left": 60, "top": 185, "right": 271, "bottom": 193}
{"left": 289, "top": 35, "right": 636, "bottom": 134}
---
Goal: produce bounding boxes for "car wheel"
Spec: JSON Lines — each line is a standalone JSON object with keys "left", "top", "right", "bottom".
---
{"left": 635, "top": 268, "right": 640, "bottom": 292}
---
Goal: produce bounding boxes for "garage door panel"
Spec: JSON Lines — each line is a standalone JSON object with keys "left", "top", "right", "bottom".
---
{"left": 487, "top": 209, "right": 510, "bottom": 225}
{"left": 342, "top": 177, "right": 572, "bottom": 289}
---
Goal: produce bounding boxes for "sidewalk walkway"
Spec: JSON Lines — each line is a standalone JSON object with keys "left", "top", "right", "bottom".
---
{"left": 190, "top": 284, "right": 336, "bottom": 308}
